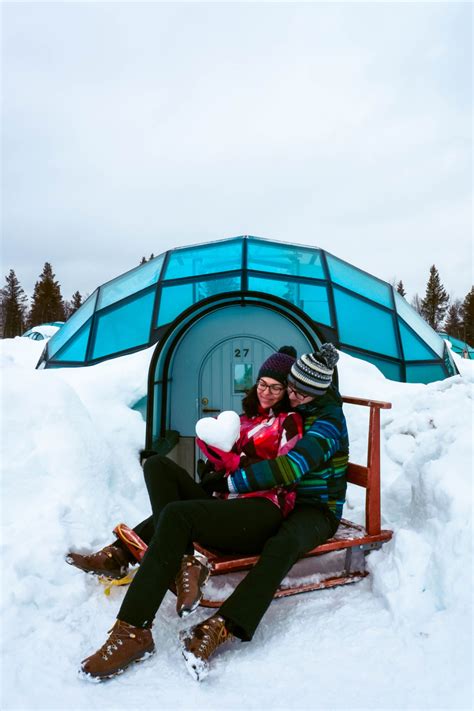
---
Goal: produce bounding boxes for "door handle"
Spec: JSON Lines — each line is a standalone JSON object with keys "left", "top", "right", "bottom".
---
{"left": 202, "top": 408, "right": 221, "bottom": 413}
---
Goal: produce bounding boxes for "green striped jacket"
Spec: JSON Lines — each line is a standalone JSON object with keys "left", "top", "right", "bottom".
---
{"left": 227, "top": 386, "right": 349, "bottom": 519}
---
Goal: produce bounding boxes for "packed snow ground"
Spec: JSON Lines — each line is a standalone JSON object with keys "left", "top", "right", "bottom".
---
{"left": 1, "top": 338, "right": 472, "bottom": 710}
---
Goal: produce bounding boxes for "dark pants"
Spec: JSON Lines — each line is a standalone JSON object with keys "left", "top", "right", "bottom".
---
{"left": 117, "top": 455, "right": 283, "bottom": 628}
{"left": 220, "top": 503, "right": 339, "bottom": 640}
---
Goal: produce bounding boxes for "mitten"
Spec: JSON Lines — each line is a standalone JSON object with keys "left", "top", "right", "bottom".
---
{"left": 200, "top": 469, "right": 229, "bottom": 495}
{"left": 196, "top": 458, "right": 215, "bottom": 480}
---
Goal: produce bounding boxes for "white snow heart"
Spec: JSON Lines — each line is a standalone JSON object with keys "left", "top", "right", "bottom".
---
{"left": 195, "top": 410, "right": 241, "bottom": 452}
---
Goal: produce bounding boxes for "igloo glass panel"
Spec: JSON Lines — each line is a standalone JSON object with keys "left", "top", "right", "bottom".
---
{"left": 326, "top": 254, "right": 392, "bottom": 307}
{"left": 398, "top": 319, "right": 438, "bottom": 360}
{"left": 48, "top": 290, "right": 98, "bottom": 357}
{"left": 248, "top": 277, "right": 332, "bottom": 326}
{"left": 405, "top": 363, "right": 446, "bottom": 384}
{"left": 163, "top": 240, "right": 242, "bottom": 280}
{"left": 54, "top": 320, "right": 91, "bottom": 362}
{"left": 157, "top": 276, "right": 241, "bottom": 326}
{"left": 247, "top": 240, "right": 325, "bottom": 279}
{"left": 394, "top": 292, "right": 444, "bottom": 357}
{"left": 341, "top": 347, "right": 402, "bottom": 381}
{"left": 443, "top": 345, "right": 458, "bottom": 375}
{"left": 333, "top": 287, "right": 399, "bottom": 357}
{"left": 92, "top": 288, "right": 155, "bottom": 359}
{"left": 97, "top": 255, "right": 164, "bottom": 310}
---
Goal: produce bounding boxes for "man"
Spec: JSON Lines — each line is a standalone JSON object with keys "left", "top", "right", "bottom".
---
{"left": 180, "top": 343, "right": 349, "bottom": 680}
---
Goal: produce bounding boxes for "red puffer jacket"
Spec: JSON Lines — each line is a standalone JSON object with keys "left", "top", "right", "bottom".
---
{"left": 197, "top": 407, "right": 303, "bottom": 517}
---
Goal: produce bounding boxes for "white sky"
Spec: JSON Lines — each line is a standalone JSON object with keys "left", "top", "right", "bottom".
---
{"left": 2, "top": 2, "right": 472, "bottom": 303}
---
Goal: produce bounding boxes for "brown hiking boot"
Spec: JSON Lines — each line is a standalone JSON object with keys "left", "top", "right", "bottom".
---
{"left": 175, "top": 555, "right": 210, "bottom": 618}
{"left": 179, "top": 614, "right": 233, "bottom": 680}
{"left": 81, "top": 619, "right": 155, "bottom": 680}
{"left": 66, "top": 544, "right": 130, "bottom": 579}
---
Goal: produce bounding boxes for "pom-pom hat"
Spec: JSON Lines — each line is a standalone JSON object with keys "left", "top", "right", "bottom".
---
{"left": 257, "top": 346, "right": 297, "bottom": 385}
{"left": 288, "top": 343, "right": 339, "bottom": 397}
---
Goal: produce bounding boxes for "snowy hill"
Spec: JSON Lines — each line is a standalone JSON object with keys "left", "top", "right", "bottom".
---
{"left": 1, "top": 338, "right": 472, "bottom": 710}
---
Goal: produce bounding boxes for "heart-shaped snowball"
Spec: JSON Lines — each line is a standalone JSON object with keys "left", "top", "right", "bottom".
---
{"left": 195, "top": 410, "right": 241, "bottom": 452}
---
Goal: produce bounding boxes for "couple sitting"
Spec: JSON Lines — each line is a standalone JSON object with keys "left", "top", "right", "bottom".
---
{"left": 67, "top": 343, "right": 349, "bottom": 681}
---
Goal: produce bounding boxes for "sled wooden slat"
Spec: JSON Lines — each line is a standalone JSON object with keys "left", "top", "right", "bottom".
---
{"left": 195, "top": 395, "right": 393, "bottom": 601}
{"left": 346, "top": 462, "right": 368, "bottom": 487}
{"left": 194, "top": 520, "right": 392, "bottom": 574}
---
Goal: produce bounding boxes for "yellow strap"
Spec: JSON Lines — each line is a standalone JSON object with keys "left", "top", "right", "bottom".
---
{"left": 99, "top": 572, "right": 135, "bottom": 596}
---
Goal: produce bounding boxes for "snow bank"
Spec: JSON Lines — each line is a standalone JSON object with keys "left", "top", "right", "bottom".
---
{"left": 1, "top": 337, "right": 472, "bottom": 710}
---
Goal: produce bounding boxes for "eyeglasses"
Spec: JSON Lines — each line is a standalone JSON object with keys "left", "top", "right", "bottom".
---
{"left": 256, "top": 379, "right": 286, "bottom": 394}
{"left": 287, "top": 384, "right": 310, "bottom": 401}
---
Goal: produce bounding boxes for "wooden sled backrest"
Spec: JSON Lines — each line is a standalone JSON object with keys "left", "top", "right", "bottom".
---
{"left": 342, "top": 396, "right": 392, "bottom": 537}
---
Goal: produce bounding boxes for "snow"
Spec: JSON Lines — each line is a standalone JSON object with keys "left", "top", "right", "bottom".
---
{"left": 1, "top": 337, "right": 472, "bottom": 710}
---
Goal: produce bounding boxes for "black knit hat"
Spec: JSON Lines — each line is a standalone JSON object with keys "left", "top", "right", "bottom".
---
{"left": 287, "top": 343, "right": 339, "bottom": 397}
{"left": 257, "top": 346, "right": 297, "bottom": 385}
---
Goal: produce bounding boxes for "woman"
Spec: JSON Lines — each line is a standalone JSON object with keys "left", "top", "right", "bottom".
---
{"left": 76, "top": 347, "right": 303, "bottom": 680}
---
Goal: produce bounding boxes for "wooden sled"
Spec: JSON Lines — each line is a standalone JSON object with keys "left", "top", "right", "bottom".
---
{"left": 194, "top": 395, "right": 393, "bottom": 606}
{"left": 112, "top": 396, "right": 393, "bottom": 605}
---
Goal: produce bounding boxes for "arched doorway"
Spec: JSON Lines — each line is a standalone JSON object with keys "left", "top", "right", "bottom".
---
{"left": 146, "top": 295, "right": 323, "bottom": 475}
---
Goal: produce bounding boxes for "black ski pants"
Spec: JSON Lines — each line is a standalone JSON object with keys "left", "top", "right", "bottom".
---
{"left": 219, "top": 502, "right": 339, "bottom": 640}
{"left": 119, "top": 455, "right": 339, "bottom": 641}
{"left": 117, "top": 455, "right": 283, "bottom": 628}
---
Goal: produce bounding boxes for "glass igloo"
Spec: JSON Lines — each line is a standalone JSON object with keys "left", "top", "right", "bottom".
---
{"left": 37, "top": 236, "right": 457, "bottom": 384}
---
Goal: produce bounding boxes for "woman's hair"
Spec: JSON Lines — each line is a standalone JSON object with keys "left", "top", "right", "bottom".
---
{"left": 241, "top": 383, "right": 292, "bottom": 417}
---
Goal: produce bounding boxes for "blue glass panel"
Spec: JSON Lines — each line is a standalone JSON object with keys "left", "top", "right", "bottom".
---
{"left": 398, "top": 319, "right": 438, "bottom": 360}
{"left": 326, "top": 254, "right": 392, "bottom": 307}
{"left": 54, "top": 320, "right": 91, "bottom": 362}
{"left": 442, "top": 345, "right": 458, "bottom": 375}
{"left": 394, "top": 292, "right": 444, "bottom": 357}
{"left": 164, "top": 239, "right": 242, "bottom": 280}
{"left": 48, "top": 290, "right": 98, "bottom": 357}
{"left": 333, "top": 287, "right": 400, "bottom": 357}
{"left": 157, "top": 283, "right": 194, "bottom": 325}
{"left": 439, "top": 334, "right": 474, "bottom": 358}
{"left": 92, "top": 288, "right": 155, "bottom": 359}
{"left": 406, "top": 363, "right": 447, "bottom": 384}
{"left": 98, "top": 255, "right": 164, "bottom": 310}
{"left": 341, "top": 347, "right": 402, "bottom": 381}
{"left": 157, "top": 276, "right": 241, "bottom": 326}
{"left": 247, "top": 240, "right": 325, "bottom": 279}
{"left": 248, "top": 277, "right": 332, "bottom": 326}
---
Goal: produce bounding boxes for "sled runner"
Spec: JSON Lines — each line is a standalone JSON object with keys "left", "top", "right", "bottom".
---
{"left": 107, "top": 396, "right": 392, "bottom": 603}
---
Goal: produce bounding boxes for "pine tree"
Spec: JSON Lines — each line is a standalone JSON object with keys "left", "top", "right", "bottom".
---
{"left": 139, "top": 253, "right": 155, "bottom": 264}
{"left": 420, "top": 265, "right": 449, "bottom": 329}
{"left": 1, "top": 269, "right": 28, "bottom": 337}
{"left": 444, "top": 300, "right": 463, "bottom": 339}
{"left": 396, "top": 280, "right": 406, "bottom": 297}
{"left": 411, "top": 293, "right": 423, "bottom": 315}
{"left": 460, "top": 286, "right": 474, "bottom": 345}
{"left": 28, "top": 262, "right": 66, "bottom": 327}
{"left": 64, "top": 291, "right": 83, "bottom": 319}
{"left": 70, "top": 291, "right": 82, "bottom": 313}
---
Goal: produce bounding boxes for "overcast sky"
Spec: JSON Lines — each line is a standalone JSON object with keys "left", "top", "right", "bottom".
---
{"left": 2, "top": 2, "right": 472, "bottom": 305}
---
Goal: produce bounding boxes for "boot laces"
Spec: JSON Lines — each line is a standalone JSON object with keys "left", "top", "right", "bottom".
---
{"left": 193, "top": 616, "right": 231, "bottom": 660}
{"left": 97, "top": 621, "right": 140, "bottom": 661}
{"left": 90, "top": 546, "right": 116, "bottom": 563}
{"left": 176, "top": 556, "right": 202, "bottom": 593}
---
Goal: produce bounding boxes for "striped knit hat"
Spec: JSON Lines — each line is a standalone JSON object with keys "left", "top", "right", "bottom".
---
{"left": 287, "top": 343, "right": 339, "bottom": 397}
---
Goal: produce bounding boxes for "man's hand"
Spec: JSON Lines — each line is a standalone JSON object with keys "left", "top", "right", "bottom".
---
{"left": 200, "top": 469, "right": 229, "bottom": 495}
